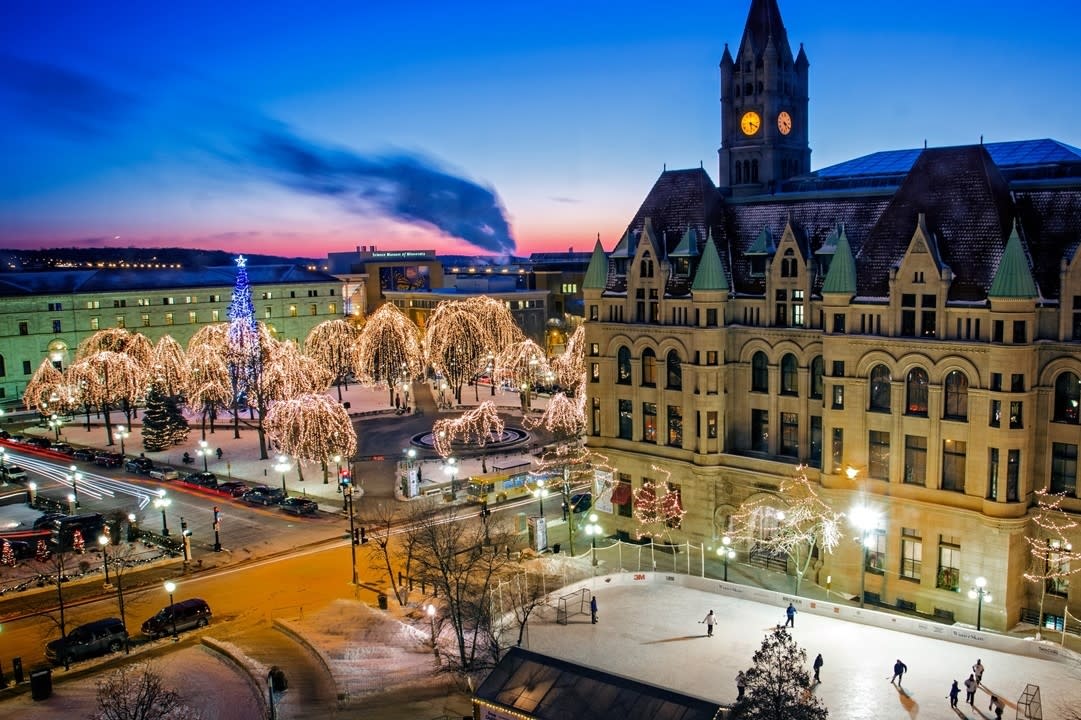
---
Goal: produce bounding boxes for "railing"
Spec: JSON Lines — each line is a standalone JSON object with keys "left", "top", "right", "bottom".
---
{"left": 748, "top": 544, "right": 788, "bottom": 574}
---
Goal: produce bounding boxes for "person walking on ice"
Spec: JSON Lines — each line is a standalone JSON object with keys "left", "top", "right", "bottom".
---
{"left": 784, "top": 602, "right": 796, "bottom": 628}
{"left": 812, "top": 653, "right": 823, "bottom": 683}
{"left": 964, "top": 674, "right": 978, "bottom": 704}
{"left": 948, "top": 680, "right": 960, "bottom": 708}
{"left": 891, "top": 659, "right": 908, "bottom": 685}
{"left": 972, "top": 658, "right": 984, "bottom": 686}
{"left": 700, "top": 609, "right": 716, "bottom": 637}
{"left": 590, "top": 596, "right": 598, "bottom": 624}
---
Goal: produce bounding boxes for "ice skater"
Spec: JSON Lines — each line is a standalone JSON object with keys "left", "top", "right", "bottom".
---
{"left": 948, "top": 680, "right": 960, "bottom": 708}
{"left": 590, "top": 596, "right": 598, "bottom": 624}
{"left": 989, "top": 695, "right": 1004, "bottom": 719}
{"left": 784, "top": 603, "right": 796, "bottom": 628}
{"left": 964, "top": 674, "right": 978, "bottom": 704}
{"left": 890, "top": 658, "right": 908, "bottom": 685}
{"left": 972, "top": 658, "right": 984, "bottom": 685}
{"left": 812, "top": 653, "right": 823, "bottom": 683}
{"left": 700, "top": 609, "right": 716, "bottom": 636}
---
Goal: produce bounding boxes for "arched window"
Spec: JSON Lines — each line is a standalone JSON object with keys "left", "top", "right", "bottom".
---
{"left": 943, "top": 371, "right": 969, "bottom": 420}
{"left": 751, "top": 160, "right": 759, "bottom": 182}
{"left": 906, "top": 367, "right": 929, "bottom": 415}
{"left": 641, "top": 348, "right": 656, "bottom": 387}
{"left": 780, "top": 354, "right": 798, "bottom": 395}
{"left": 751, "top": 351, "right": 768, "bottom": 392}
{"left": 617, "top": 346, "right": 632, "bottom": 385}
{"left": 810, "top": 356, "right": 824, "bottom": 399}
{"left": 1054, "top": 372, "right": 1081, "bottom": 424}
{"left": 869, "top": 365, "right": 891, "bottom": 412}
{"left": 735, "top": 163, "right": 742, "bottom": 184}
{"left": 0, "top": 353, "right": 5, "bottom": 377}
{"left": 666, "top": 350, "right": 682, "bottom": 390}
{"left": 640, "top": 253, "right": 654, "bottom": 278}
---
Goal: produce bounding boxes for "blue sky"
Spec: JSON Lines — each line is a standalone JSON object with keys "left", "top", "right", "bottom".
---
{"left": 1, "top": 0, "right": 1079, "bottom": 258}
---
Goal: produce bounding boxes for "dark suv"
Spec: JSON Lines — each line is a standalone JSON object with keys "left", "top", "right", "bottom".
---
{"left": 240, "top": 485, "right": 285, "bottom": 506}
{"left": 45, "top": 618, "right": 128, "bottom": 665}
{"left": 141, "top": 598, "right": 212, "bottom": 639}
{"left": 94, "top": 451, "right": 124, "bottom": 468}
{"left": 185, "top": 471, "right": 218, "bottom": 488}
{"left": 125, "top": 456, "right": 154, "bottom": 474}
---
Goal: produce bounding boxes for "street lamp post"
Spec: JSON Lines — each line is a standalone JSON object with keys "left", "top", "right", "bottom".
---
{"left": 531, "top": 479, "right": 549, "bottom": 516}
{"left": 164, "top": 581, "right": 179, "bottom": 640}
{"left": 275, "top": 455, "right": 291, "bottom": 497}
{"left": 99, "top": 535, "right": 111, "bottom": 586}
{"left": 426, "top": 603, "right": 438, "bottom": 657}
{"left": 155, "top": 493, "right": 171, "bottom": 536}
{"left": 585, "top": 513, "right": 603, "bottom": 566}
{"left": 968, "top": 576, "right": 992, "bottom": 632}
{"left": 212, "top": 506, "right": 222, "bottom": 552}
{"left": 850, "top": 505, "right": 880, "bottom": 609}
{"left": 345, "top": 483, "right": 359, "bottom": 585}
{"left": 68, "top": 465, "right": 81, "bottom": 509}
{"left": 719, "top": 536, "right": 735, "bottom": 582}
{"left": 443, "top": 457, "right": 459, "bottom": 495}
{"left": 114, "top": 425, "right": 129, "bottom": 456}
{"left": 198, "top": 439, "right": 210, "bottom": 472}
{"left": 50, "top": 414, "right": 63, "bottom": 441}
{"left": 127, "top": 513, "right": 138, "bottom": 542}
{"left": 67, "top": 493, "right": 77, "bottom": 515}
{"left": 329, "top": 454, "right": 341, "bottom": 485}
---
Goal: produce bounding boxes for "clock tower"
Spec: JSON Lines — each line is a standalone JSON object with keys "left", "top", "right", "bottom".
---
{"left": 718, "top": 0, "right": 811, "bottom": 196}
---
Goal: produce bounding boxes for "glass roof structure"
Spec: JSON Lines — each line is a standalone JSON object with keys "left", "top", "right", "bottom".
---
{"left": 816, "top": 139, "right": 1081, "bottom": 179}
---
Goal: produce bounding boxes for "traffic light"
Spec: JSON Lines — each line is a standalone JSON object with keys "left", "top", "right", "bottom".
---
{"left": 481, "top": 500, "right": 491, "bottom": 518}
{"left": 360, "top": 527, "right": 367, "bottom": 544}
{"left": 352, "top": 528, "right": 360, "bottom": 545}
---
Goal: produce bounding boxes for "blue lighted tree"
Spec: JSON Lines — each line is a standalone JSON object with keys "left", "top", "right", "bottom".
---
{"left": 226, "top": 256, "right": 260, "bottom": 440}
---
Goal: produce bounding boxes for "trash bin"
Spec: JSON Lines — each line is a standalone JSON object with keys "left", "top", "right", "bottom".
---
{"left": 13, "top": 657, "right": 24, "bottom": 684}
{"left": 30, "top": 668, "right": 52, "bottom": 701}
{"left": 378, "top": 594, "right": 388, "bottom": 610}
{"left": 269, "top": 666, "right": 287, "bottom": 693}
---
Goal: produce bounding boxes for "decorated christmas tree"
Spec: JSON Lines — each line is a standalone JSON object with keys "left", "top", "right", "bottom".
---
{"left": 72, "top": 529, "right": 85, "bottom": 554}
{"left": 141, "top": 379, "right": 173, "bottom": 451}
{"left": 164, "top": 393, "right": 190, "bottom": 444}
{"left": 35, "top": 538, "right": 51, "bottom": 562}
{"left": 1, "top": 539, "right": 15, "bottom": 567}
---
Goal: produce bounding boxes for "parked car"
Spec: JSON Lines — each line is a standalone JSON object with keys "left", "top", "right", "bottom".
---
{"left": 51, "top": 513, "right": 106, "bottom": 550}
{"left": 216, "top": 481, "right": 249, "bottom": 497}
{"left": 570, "top": 493, "right": 592, "bottom": 513}
{"left": 240, "top": 485, "right": 285, "bottom": 506}
{"left": 141, "top": 598, "right": 211, "bottom": 639}
{"left": 51, "top": 443, "right": 74, "bottom": 455}
{"left": 45, "top": 617, "right": 127, "bottom": 665}
{"left": 94, "top": 451, "right": 124, "bottom": 468}
{"left": 72, "top": 448, "right": 96, "bottom": 461}
{"left": 0, "top": 464, "right": 29, "bottom": 483}
{"left": 149, "top": 467, "right": 179, "bottom": 481}
{"left": 184, "top": 471, "right": 218, "bottom": 488}
{"left": 24, "top": 437, "right": 51, "bottom": 449}
{"left": 125, "top": 457, "right": 155, "bottom": 474}
{"left": 279, "top": 497, "right": 318, "bottom": 516}
{"left": 33, "top": 512, "right": 68, "bottom": 530}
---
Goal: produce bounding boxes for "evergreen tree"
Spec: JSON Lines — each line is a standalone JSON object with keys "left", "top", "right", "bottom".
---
{"left": 1, "top": 539, "right": 15, "bottom": 567}
{"left": 141, "top": 381, "right": 172, "bottom": 451}
{"left": 72, "top": 529, "right": 85, "bottom": 554}
{"left": 164, "top": 394, "right": 190, "bottom": 445}
{"left": 732, "top": 627, "right": 828, "bottom": 720}
{"left": 36, "top": 539, "right": 51, "bottom": 562}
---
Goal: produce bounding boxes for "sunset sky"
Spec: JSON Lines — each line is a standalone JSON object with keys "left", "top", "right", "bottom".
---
{"left": 2, "top": 0, "right": 1080, "bottom": 259}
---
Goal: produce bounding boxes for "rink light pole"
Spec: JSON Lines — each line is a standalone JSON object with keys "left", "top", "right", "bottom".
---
{"left": 275, "top": 455, "right": 291, "bottom": 496}
{"left": 585, "top": 513, "right": 603, "bottom": 566}
{"left": 850, "top": 505, "right": 880, "bottom": 609}
{"left": 155, "top": 492, "right": 171, "bottom": 536}
{"left": 718, "top": 536, "right": 735, "bottom": 582}
{"left": 114, "top": 425, "right": 129, "bottom": 456}
{"left": 968, "top": 576, "right": 991, "bottom": 632}
{"left": 164, "top": 581, "right": 179, "bottom": 640}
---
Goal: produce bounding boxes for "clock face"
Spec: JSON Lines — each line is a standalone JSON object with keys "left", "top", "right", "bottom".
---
{"left": 740, "top": 111, "right": 761, "bottom": 136}
{"left": 777, "top": 111, "right": 793, "bottom": 135}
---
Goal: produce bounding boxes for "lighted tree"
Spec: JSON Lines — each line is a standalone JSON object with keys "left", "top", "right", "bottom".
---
{"left": 266, "top": 340, "right": 333, "bottom": 398}
{"left": 264, "top": 393, "right": 358, "bottom": 485}
{"left": 185, "top": 336, "right": 232, "bottom": 439}
{"left": 528, "top": 391, "right": 590, "bottom": 551}
{"left": 632, "top": 466, "right": 686, "bottom": 543}
{"left": 425, "top": 300, "right": 489, "bottom": 404}
{"left": 149, "top": 335, "right": 190, "bottom": 400}
{"left": 551, "top": 324, "right": 586, "bottom": 395}
{"left": 75, "top": 328, "right": 153, "bottom": 424}
{"left": 433, "top": 401, "right": 504, "bottom": 472}
{"left": 729, "top": 466, "right": 844, "bottom": 595}
{"left": 67, "top": 350, "right": 145, "bottom": 446}
{"left": 23, "top": 358, "right": 67, "bottom": 415}
{"left": 142, "top": 378, "right": 188, "bottom": 451}
{"left": 35, "top": 539, "right": 51, "bottom": 562}
{"left": 354, "top": 303, "right": 423, "bottom": 405}
{"left": 464, "top": 296, "right": 523, "bottom": 351}
{"left": 91, "top": 662, "right": 202, "bottom": 720}
{"left": 1023, "top": 487, "right": 1081, "bottom": 636}
{"left": 1, "top": 540, "right": 15, "bottom": 567}
{"left": 494, "top": 339, "right": 552, "bottom": 412}
{"left": 72, "top": 529, "right": 85, "bottom": 554}
{"left": 733, "top": 627, "right": 828, "bottom": 720}
{"left": 304, "top": 318, "right": 361, "bottom": 401}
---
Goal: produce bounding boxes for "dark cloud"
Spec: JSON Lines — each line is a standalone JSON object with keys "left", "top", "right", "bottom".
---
{"left": 0, "top": 54, "right": 137, "bottom": 138}
{"left": 249, "top": 127, "right": 516, "bottom": 255}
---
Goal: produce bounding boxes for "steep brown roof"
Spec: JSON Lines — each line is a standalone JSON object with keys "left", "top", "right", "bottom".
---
{"left": 624, "top": 168, "right": 720, "bottom": 260}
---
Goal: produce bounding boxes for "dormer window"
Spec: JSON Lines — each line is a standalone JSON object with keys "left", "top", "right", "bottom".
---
{"left": 780, "top": 249, "right": 798, "bottom": 278}
{"left": 750, "top": 256, "right": 766, "bottom": 277}
{"left": 640, "top": 255, "right": 654, "bottom": 278}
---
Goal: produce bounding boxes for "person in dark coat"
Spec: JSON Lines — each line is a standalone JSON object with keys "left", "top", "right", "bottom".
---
{"left": 736, "top": 671, "right": 747, "bottom": 701}
{"left": 891, "top": 659, "right": 908, "bottom": 685}
{"left": 964, "top": 674, "right": 978, "bottom": 704}
{"left": 948, "top": 680, "right": 960, "bottom": 708}
{"left": 812, "top": 653, "right": 823, "bottom": 683}
{"left": 784, "top": 603, "right": 796, "bottom": 627}
{"left": 590, "top": 596, "right": 598, "bottom": 624}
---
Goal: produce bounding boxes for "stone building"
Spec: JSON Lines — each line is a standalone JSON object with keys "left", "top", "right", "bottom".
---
{"left": 583, "top": 0, "right": 1081, "bottom": 631}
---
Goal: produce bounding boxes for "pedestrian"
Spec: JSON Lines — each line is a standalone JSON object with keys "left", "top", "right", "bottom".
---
{"left": 590, "top": 596, "right": 598, "bottom": 624}
{"left": 701, "top": 609, "right": 716, "bottom": 637}
{"left": 964, "top": 674, "right": 977, "bottom": 704}
{"left": 216, "top": 447, "right": 223, "bottom": 460}
{"left": 812, "top": 653, "right": 823, "bottom": 683}
{"left": 736, "top": 671, "right": 747, "bottom": 701}
{"left": 784, "top": 602, "right": 796, "bottom": 628}
{"left": 948, "top": 680, "right": 960, "bottom": 708}
{"left": 891, "top": 658, "right": 907, "bottom": 685}
{"left": 989, "top": 695, "right": 1004, "bottom": 719}
{"left": 972, "top": 658, "right": 984, "bottom": 685}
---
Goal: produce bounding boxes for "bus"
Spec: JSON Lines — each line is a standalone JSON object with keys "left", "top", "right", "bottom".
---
{"left": 466, "top": 471, "right": 534, "bottom": 505}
